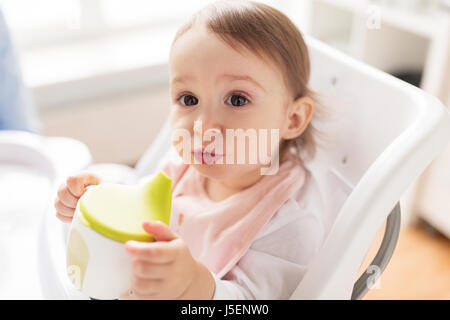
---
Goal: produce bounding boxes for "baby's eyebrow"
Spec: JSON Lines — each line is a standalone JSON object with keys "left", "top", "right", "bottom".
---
{"left": 218, "top": 74, "right": 266, "bottom": 92}
{"left": 171, "top": 75, "right": 195, "bottom": 86}
{"left": 170, "top": 73, "right": 266, "bottom": 93}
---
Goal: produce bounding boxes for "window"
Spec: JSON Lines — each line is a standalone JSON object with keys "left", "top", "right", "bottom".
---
{"left": 0, "top": 0, "right": 282, "bottom": 106}
{"left": 1, "top": 0, "right": 280, "bottom": 50}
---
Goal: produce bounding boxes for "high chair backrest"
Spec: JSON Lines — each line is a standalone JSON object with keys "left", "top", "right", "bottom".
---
{"left": 291, "top": 36, "right": 450, "bottom": 299}
{"left": 135, "top": 36, "right": 450, "bottom": 299}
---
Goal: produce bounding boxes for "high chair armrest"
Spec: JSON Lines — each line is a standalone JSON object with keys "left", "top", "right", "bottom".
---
{"left": 351, "top": 202, "right": 401, "bottom": 300}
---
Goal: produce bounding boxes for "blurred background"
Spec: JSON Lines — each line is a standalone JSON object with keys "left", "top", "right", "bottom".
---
{"left": 0, "top": 0, "right": 449, "bottom": 299}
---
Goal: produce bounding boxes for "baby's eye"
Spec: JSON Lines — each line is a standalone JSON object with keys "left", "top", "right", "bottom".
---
{"left": 226, "top": 94, "right": 249, "bottom": 107}
{"left": 178, "top": 94, "right": 198, "bottom": 107}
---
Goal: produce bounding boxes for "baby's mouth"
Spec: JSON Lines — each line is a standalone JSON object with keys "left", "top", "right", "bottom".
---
{"left": 192, "top": 150, "right": 223, "bottom": 165}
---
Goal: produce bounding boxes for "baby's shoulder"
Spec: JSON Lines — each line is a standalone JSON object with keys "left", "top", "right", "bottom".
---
{"left": 137, "top": 147, "right": 190, "bottom": 188}
{"left": 156, "top": 147, "right": 190, "bottom": 183}
{"left": 258, "top": 169, "right": 324, "bottom": 233}
{"left": 252, "top": 169, "right": 326, "bottom": 262}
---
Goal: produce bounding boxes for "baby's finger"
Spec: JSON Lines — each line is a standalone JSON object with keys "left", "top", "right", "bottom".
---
{"left": 125, "top": 241, "right": 177, "bottom": 264}
{"left": 132, "top": 259, "right": 171, "bottom": 279}
{"left": 54, "top": 199, "right": 75, "bottom": 217}
{"left": 57, "top": 185, "right": 78, "bottom": 208}
{"left": 56, "top": 212, "right": 73, "bottom": 223}
{"left": 66, "top": 172, "right": 100, "bottom": 198}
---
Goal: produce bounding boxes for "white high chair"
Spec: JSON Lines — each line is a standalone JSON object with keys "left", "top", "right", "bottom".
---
{"left": 37, "top": 36, "right": 450, "bottom": 299}
{"left": 0, "top": 131, "right": 91, "bottom": 298}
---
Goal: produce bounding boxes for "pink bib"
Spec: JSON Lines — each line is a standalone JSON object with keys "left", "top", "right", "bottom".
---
{"left": 159, "top": 150, "right": 306, "bottom": 278}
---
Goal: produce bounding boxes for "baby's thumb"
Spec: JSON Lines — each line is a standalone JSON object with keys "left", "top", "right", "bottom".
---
{"left": 142, "top": 220, "right": 178, "bottom": 242}
{"left": 67, "top": 172, "right": 100, "bottom": 198}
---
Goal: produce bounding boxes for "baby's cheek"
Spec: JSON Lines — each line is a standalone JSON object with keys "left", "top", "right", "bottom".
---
{"left": 235, "top": 131, "right": 279, "bottom": 165}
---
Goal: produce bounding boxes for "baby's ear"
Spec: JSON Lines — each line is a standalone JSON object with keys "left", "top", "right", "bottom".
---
{"left": 282, "top": 96, "right": 314, "bottom": 140}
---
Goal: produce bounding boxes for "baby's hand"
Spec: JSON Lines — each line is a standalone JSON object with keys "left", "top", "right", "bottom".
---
{"left": 124, "top": 221, "right": 214, "bottom": 300}
{"left": 54, "top": 172, "right": 100, "bottom": 223}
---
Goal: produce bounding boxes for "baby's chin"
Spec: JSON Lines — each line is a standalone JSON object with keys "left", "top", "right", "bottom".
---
{"left": 191, "top": 163, "right": 262, "bottom": 182}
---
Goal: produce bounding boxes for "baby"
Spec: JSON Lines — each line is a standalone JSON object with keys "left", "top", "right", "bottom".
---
{"left": 54, "top": 0, "right": 326, "bottom": 300}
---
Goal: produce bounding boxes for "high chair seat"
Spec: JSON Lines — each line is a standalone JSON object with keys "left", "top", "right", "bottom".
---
{"left": 36, "top": 36, "right": 450, "bottom": 299}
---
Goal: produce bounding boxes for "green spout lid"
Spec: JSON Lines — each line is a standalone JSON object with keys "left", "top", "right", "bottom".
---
{"left": 78, "top": 171, "right": 172, "bottom": 243}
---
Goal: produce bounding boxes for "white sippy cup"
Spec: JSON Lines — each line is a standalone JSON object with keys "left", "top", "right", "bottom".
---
{"left": 66, "top": 171, "right": 172, "bottom": 299}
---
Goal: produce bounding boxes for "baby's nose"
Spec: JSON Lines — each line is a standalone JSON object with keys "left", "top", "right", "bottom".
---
{"left": 193, "top": 119, "right": 223, "bottom": 136}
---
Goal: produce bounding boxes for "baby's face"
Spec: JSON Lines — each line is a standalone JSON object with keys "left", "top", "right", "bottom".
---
{"left": 169, "top": 25, "right": 292, "bottom": 181}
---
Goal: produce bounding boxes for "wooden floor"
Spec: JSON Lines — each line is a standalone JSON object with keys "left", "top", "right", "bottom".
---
{"left": 359, "top": 221, "right": 450, "bottom": 300}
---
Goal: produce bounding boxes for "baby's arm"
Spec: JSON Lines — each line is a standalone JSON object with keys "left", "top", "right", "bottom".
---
{"left": 211, "top": 200, "right": 325, "bottom": 300}
{"left": 212, "top": 247, "right": 308, "bottom": 299}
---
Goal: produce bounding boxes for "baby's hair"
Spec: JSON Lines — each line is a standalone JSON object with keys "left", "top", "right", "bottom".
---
{"left": 170, "top": 0, "right": 329, "bottom": 164}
